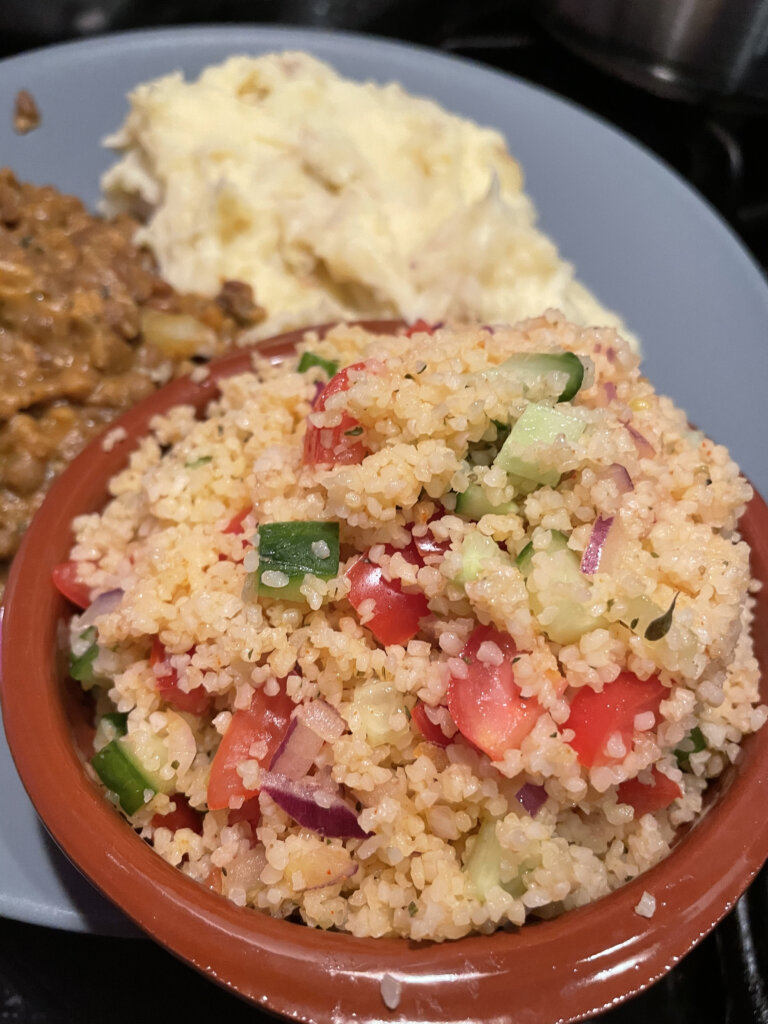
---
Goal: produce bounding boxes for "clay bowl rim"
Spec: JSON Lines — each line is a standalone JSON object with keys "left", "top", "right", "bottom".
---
{"left": 2, "top": 321, "right": 767, "bottom": 1024}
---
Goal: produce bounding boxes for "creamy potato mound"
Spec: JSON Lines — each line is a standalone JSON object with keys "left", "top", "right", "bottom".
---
{"left": 102, "top": 51, "right": 635, "bottom": 342}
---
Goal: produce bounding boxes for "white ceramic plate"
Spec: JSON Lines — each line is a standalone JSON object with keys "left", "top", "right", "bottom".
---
{"left": 1, "top": 24, "right": 767, "bottom": 935}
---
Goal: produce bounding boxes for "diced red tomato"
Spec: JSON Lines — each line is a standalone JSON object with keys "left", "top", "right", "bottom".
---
{"left": 346, "top": 554, "right": 429, "bottom": 647}
{"left": 227, "top": 795, "right": 262, "bottom": 828}
{"left": 52, "top": 560, "right": 92, "bottom": 609}
{"left": 404, "top": 319, "right": 437, "bottom": 337}
{"left": 617, "top": 767, "right": 682, "bottom": 816}
{"left": 207, "top": 682, "right": 294, "bottom": 811}
{"left": 447, "top": 625, "right": 540, "bottom": 760}
{"left": 223, "top": 508, "right": 251, "bottom": 535}
{"left": 303, "top": 362, "right": 368, "bottom": 467}
{"left": 150, "top": 638, "right": 211, "bottom": 717}
{"left": 566, "top": 671, "right": 667, "bottom": 768}
{"left": 411, "top": 516, "right": 450, "bottom": 561}
{"left": 151, "top": 794, "right": 203, "bottom": 834}
{"left": 411, "top": 702, "right": 451, "bottom": 747}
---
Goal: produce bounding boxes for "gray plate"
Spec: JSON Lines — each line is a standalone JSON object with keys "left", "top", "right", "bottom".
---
{"left": 1, "top": 24, "right": 767, "bottom": 935}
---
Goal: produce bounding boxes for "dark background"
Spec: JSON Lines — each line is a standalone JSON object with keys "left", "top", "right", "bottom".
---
{"left": 2, "top": 1, "right": 768, "bottom": 1021}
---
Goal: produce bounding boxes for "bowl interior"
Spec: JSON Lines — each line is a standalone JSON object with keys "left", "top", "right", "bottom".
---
{"left": 2, "top": 323, "right": 767, "bottom": 1024}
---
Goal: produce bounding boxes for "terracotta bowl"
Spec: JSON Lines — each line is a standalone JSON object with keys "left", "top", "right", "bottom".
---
{"left": 2, "top": 323, "right": 768, "bottom": 1024}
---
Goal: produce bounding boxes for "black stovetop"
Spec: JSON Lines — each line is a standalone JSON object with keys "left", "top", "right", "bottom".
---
{"left": 1, "top": 2, "right": 767, "bottom": 1022}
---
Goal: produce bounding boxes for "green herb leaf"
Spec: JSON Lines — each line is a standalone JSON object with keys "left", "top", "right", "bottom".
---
{"left": 344, "top": 425, "right": 364, "bottom": 437}
{"left": 644, "top": 593, "right": 679, "bottom": 641}
{"left": 408, "top": 901, "right": 418, "bottom": 917}
{"left": 184, "top": 455, "right": 212, "bottom": 469}
{"left": 297, "top": 351, "right": 339, "bottom": 377}
{"left": 674, "top": 725, "right": 707, "bottom": 770}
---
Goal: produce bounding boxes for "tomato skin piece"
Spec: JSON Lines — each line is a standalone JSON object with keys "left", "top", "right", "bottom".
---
{"left": 566, "top": 671, "right": 667, "bottom": 768}
{"left": 404, "top": 319, "right": 436, "bottom": 337}
{"left": 447, "top": 625, "right": 540, "bottom": 761}
{"left": 411, "top": 702, "right": 451, "bottom": 747}
{"left": 617, "top": 767, "right": 682, "bottom": 816}
{"left": 52, "top": 561, "right": 92, "bottom": 609}
{"left": 346, "top": 555, "right": 429, "bottom": 647}
{"left": 303, "top": 363, "right": 368, "bottom": 467}
{"left": 207, "top": 683, "right": 294, "bottom": 811}
{"left": 411, "top": 516, "right": 449, "bottom": 562}
{"left": 150, "top": 638, "right": 211, "bottom": 717}
{"left": 151, "top": 794, "right": 203, "bottom": 834}
{"left": 223, "top": 508, "right": 251, "bottom": 536}
{"left": 227, "top": 795, "right": 261, "bottom": 829}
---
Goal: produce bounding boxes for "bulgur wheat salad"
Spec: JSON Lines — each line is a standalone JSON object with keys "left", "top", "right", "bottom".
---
{"left": 58, "top": 316, "right": 765, "bottom": 942}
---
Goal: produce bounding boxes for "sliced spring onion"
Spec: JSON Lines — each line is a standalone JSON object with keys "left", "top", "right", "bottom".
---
{"left": 298, "top": 351, "right": 339, "bottom": 377}
{"left": 93, "top": 712, "right": 129, "bottom": 752}
{"left": 91, "top": 739, "right": 155, "bottom": 815}
{"left": 69, "top": 627, "right": 98, "bottom": 686}
{"left": 674, "top": 726, "right": 707, "bottom": 770}
{"left": 250, "top": 521, "right": 340, "bottom": 602}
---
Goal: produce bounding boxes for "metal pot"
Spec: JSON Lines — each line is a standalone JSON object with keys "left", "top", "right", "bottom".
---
{"left": 539, "top": 0, "right": 768, "bottom": 103}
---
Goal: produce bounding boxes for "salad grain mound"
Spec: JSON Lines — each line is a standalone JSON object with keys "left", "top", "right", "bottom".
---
{"left": 62, "top": 316, "right": 765, "bottom": 941}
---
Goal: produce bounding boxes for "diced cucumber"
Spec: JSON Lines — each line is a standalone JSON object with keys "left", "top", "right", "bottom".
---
{"left": 494, "top": 403, "right": 585, "bottom": 487}
{"left": 466, "top": 820, "right": 531, "bottom": 901}
{"left": 466, "top": 819, "right": 503, "bottom": 901}
{"left": 93, "top": 712, "right": 128, "bottom": 752}
{"left": 454, "top": 533, "right": 511, "bottom": 584}
{"left": 91, "top": 731, "right": 175, "bottom": 814}
{"left": 297, "top": 351, "right": 339, "bottom": 377}
{"left": 492, "top": 351, "right": 585, "bottom": 403}
{"left": 455, "top": 484, "right": 518, "bottom": 520}
{"left": 248, "top": 521, "right": 340, "bottom": 602}
{"left": 352, "top": 679, "right": 407, "bottom": 746}
{"left": 518, "top": 531, "right": 606, "bottom": 645}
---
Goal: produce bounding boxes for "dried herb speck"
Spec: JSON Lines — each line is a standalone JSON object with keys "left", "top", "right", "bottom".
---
{"left": 644, "top": 593, "right": 679, "bottom": 641}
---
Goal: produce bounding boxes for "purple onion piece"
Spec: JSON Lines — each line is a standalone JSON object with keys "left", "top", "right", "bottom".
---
{"left": 310, "top": 381, "right": 325, "bottom": 408}
{"left": 298, "top": 698, "right": 345, "bottom": 741}
{"left": 626, "top": 423, "right": 656, "bottom": 459}
{"left": 80, "top": 588, "right": 124, "bottom": 626}
{"left": 603, "top": 462, "right": 634, "bottom": 494}
{"left": 260, "top": 771, "right": 370, "bottom": 839}
{"left": 602, "top": 381, "right": 617, "bottom": 403}
{"left": 303, "top": 862, "right": 358, "bottom": 893}
{"left": 580, "top": 516, "right": 615, "bottom": 575}
{"left": 269, "top": 718, "right": 324, "bottom": 781}
{"left": 516, "top": 783, "right": 547, "bottom": 817}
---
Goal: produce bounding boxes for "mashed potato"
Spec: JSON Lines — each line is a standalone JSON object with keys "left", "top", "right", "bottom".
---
{"left": 102, "top": 52, "right": 635, "bottom": 342}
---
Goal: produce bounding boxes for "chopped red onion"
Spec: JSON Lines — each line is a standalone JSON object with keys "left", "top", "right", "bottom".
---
{"left": 297, "top": 699, "right": 345, "bottom": 742}
{"left": 516, "top": 783, "right": 547, "bottom": 816}
{"left": 626, "top": 424, "right": 656, "bottom": 459}
{"left": 595, "top": 463, "right": 633, "bottom": 495}
{"left": 603, "top": 381, "right": 617, "bottom": 403}
{"left": 303, "top": 861, "right": 358, "bottom": 892}
{"left": 310, "top": 381, "right": 325, "bottom": 408}
{"left": 80, "top": 588, "right": 124, "bottom": 626}
{"left": 580, "top": 516, "right": 615, "bottom": 575}
{"left": 260, "top": 771, "right": 370, "bottom": 838}
{"left": 269, "top": 718, "right": 324, "bottom": 780}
